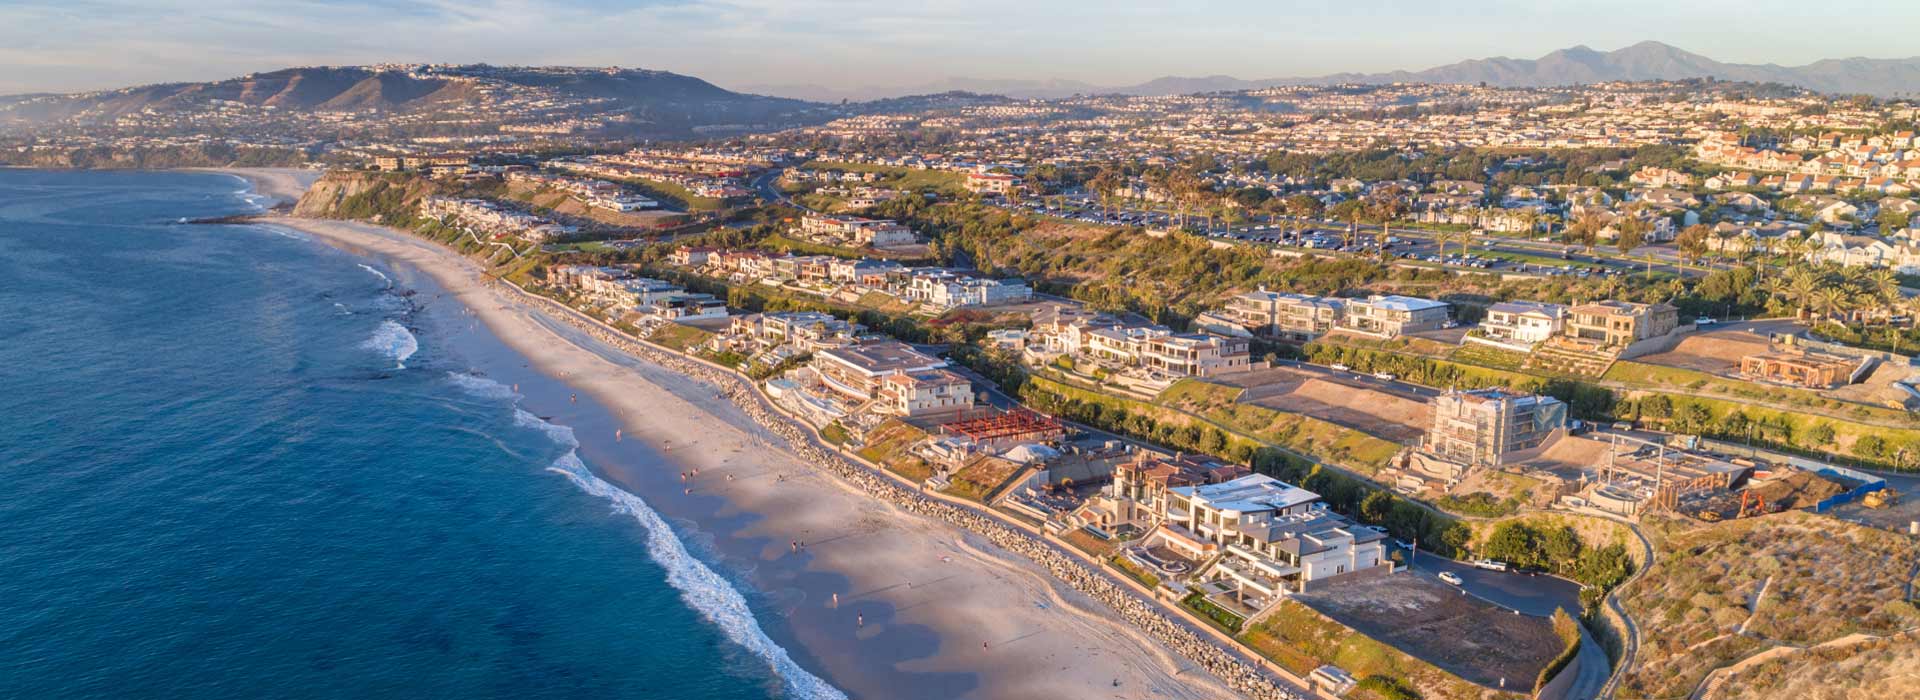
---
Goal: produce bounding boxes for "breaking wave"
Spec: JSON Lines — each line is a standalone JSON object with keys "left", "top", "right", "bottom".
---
{"left": 360, "top": 319, "right": 418, "bottom": 369}
{"left": 357, "top": 263, "right": 394, "bottom": 289}
{"left": 445, "top": 372, "right": 518, "bottom": 401}
{"left": 518, "top": 409, "right": 847, "bottom": 700}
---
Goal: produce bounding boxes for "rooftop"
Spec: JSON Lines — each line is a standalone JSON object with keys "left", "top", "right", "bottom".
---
{"left": 1174, "top": 473, "right": 1320, "bottom": 515}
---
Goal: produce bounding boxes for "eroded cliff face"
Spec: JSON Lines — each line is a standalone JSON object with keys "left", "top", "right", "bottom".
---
{"left": 292, "top": 170, "right": 433, "bottom": 220}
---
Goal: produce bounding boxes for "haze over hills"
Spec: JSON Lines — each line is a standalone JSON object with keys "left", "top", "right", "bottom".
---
{"left": 0, "top": 64, "right": 823, "bottom": 136}
{"left": 742, "top": 41, "right": 1920, "bottom": 100}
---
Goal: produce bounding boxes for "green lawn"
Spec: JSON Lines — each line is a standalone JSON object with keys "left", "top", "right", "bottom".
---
{"left": 646, "top": 322, "right": 715, "bottom": 352}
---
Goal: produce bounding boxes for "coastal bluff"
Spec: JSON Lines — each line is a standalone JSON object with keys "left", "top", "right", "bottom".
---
{"left": 293, "top": 170, "right": 436, "bottom": 220}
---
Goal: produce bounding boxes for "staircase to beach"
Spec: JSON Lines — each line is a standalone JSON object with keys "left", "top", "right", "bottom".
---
{"left": 1526, "top": 336, "right": 1620, "bottom": 378}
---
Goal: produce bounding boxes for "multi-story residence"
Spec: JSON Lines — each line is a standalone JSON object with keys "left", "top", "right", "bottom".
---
{"left": 796, "top": 214, "right": 918, "bottom": 247}
{"left": 728, "top": 311, "right": 862, "bottom": 352}
{"left": 964, "top": 171, "right": 1022, "bottom": 195}
{"left": 1222, "top": 290, "right": 1345, "bottom": 341}
{"left": 1161, "top": 474, "right": 1390, "bottom": 598}
{"left": 1338, "top": 295, "right": 1451, "bottom": 338}
{"left": 905, "top": 270, "right": 1032, "bottom": 309}
{"left": 826, "top": 258, "right": 906, "bottom": 284}
{"left": 1143, "top": 334, "right": 1252, "bottom": 377}
{"left": 647, "top": 293, "right": 728, "bottom": 321}
{"left": 1425, "top": 389, "right": 1568, "bottom": 468}
{"left": 1564, "top": 301, "right": 1680, "bottom": 347}
{"left": 1085, "top": 325, "right": 1170, "bottom": 365}
{"left": 877, "top": 369, "right": 974, "bottom": 417}
{"left": 1076, "top": 454, "right": 1249, "bottom": 529}
{"left": 669, "top": 246, "right": 716, "bottom": 267}
{"left": 813, "top": 340, "right": 950, "bottom": 401}
{"left": 1478, "top": 301, "right": 1567, "bottom": 347}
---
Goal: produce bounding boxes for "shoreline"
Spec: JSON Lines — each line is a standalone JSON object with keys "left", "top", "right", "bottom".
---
{"left": 258, "top": 213, "right": 1261, "bottom": 699}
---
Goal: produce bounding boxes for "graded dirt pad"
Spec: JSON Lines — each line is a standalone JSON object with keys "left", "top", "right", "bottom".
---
{"left": 1634, "top": 328, "right": 1774, "bottom": 374}
{"left": 1827, "top": 360, "right": 1917, "bottom": 406}
{"left": 1294, "top": 574, "right": 1561, "bottom": 689}
{"left": 1240, "top": 369, "right": 1430, "bottom": 442}
{"left": 1504, "top": 434, "right": 1614, "bottom": 482}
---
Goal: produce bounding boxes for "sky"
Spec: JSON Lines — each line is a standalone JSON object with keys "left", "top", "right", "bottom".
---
{"left": 2, "top": 0, "right": 1918, "bottom": 96}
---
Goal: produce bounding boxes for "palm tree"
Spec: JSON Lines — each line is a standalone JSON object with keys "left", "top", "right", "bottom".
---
{"left": 1810, "top": 286, "right": 1851, "bottom": 324}
{"left": 1088, "top": 166, "right": 1123, "bottom": 219}
{"left": 1866, "top": 268, "right": 1902, "bottom": 310}
{"left": 1778, "top": 268, "right": 1824, "bottom": 320}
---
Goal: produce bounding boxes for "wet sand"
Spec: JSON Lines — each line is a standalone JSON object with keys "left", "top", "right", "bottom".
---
{"left": 256, "top": 210, "right": 1237, "bottom": 700}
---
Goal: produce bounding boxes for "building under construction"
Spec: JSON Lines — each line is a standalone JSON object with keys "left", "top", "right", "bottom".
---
{"left": 1576, "top": 433, "right": 1756, "bottom": 515}
{"left": 937, "top": 407, "right": 1068, "bottom": 450}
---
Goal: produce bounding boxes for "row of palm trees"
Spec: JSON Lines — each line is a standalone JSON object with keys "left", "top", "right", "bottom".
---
{"left": 1767, "top": 264, "right": 1911, "bottom": 324}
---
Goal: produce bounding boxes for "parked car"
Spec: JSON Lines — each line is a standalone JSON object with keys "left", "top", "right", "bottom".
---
{"left": 1372, "top": 372, "right": 1396, "bottom": 381}
{"left": 1330, "top": 363, "right": 1350, "bottom": 372}
{"left": 1469, "top": 559, "right": 1508, "bottom": 572}
{"left": 1695, "top": 316, "right": 1716, "bottom": 326}
{"left": 1439, "top": 571, "right": 1464, "bottom": 585}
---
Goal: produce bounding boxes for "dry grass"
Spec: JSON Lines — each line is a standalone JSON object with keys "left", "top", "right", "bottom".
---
{"left": 1618, "top": 512, "right": 1920, "bottom": 699}
{"left": 1714, "top": 632, "right": 1920, "bottom": 700}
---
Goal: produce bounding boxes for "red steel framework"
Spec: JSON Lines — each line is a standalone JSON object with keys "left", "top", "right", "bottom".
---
{"left": 939, "top": 408, "right": 1065, "bottom": 442}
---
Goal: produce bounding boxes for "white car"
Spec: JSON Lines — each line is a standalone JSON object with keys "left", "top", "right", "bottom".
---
{"left": 1329, "top": 363, "right": 1350, "bottom": 372}
{"left": 1438, "top": 571, "right": 1464, "bottom": 586}
{"left": 1470, "top": 559, "right": 1509, "bottom": 572}
{"left": 1372, "top": 372, "right": 1396, "bottom": 381}
{"left": 1695, "top": 317, "right": 1716, "bottom": 326}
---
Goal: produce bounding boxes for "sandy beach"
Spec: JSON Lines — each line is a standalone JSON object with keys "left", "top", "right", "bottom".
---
{"left": 194, "top": 167, "right": 319, "bottom": 207}
{"left": 242, "top": 195, "right": 1241, "bottom": 699}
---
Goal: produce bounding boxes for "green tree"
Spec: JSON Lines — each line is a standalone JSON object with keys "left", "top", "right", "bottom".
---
{"left": 1359, "top": 490, "right": 1396, "bottom": 524}
{"left": 1854, "top": 434, "right": 1887, "bottom": 459}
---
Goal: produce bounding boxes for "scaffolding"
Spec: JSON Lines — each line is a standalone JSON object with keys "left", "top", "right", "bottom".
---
{"left": 940, "top": 408, "right": 1066, "bottom": 444}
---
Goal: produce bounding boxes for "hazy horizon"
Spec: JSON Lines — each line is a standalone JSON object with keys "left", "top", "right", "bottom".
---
{"left": 4, "top": 0, "right": 1920, "bottom": 96}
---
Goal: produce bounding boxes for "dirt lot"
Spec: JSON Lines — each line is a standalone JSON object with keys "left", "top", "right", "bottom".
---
{"left": 1633, "top": 326, "right": 1776, "bottom": 374}
{"left": 1233, "top": 367, "right": 1431, "bottom": 442}
{"left": 1826, "top": 360, "right": 1918, "bottom": 407}
{"left": 1505, "top": 434, "right": 1616, "bottom": 483}
{"left": 1294, "top": 573, "right": 1562, "bottom": 689}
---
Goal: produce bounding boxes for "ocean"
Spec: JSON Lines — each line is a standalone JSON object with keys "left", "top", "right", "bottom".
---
{"left": 0, "top": 169, "right": 837, "bottom": 699}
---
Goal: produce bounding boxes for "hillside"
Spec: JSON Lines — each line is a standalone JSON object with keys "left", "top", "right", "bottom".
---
{"left": 781, "top": 41, "right": 1920, "bottom": 100}
{"left": 0, "top": 64, "right": 825, "bottom": 137}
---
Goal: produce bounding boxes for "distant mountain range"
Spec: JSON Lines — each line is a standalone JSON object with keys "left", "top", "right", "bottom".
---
{"left": 742, "top": 42, "right": 1920, "bottom": 100}
{"left": 0, "top": 65, "right": 822, "bottom": 136}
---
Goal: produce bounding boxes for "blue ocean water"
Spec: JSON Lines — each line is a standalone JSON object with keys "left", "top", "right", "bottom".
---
{"left": 0, "top": 170, "right": 828, "bottom": 699}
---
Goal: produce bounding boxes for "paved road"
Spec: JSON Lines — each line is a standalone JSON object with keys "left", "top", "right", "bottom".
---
{"left": 1409, "top": 551, "right": 1584, "bottom": 617}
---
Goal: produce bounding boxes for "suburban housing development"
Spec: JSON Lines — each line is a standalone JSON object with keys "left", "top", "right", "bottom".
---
{"left": 36, "top": 52, "right": 1920, "bottom": 700}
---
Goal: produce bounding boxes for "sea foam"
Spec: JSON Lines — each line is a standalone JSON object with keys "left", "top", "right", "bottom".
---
{"left": 519, "top": 408, "right": 848, "bottom": 700}
{"left": 361, "top": 319, "right": 419, "bottom": 369}
{"left": 357, "top": 263, "right": 394, "bottom": 288}
{"left": 445, "top": 372, "right": 518, "bottom": 401}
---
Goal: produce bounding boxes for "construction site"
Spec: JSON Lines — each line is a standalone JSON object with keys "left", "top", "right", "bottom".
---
{"left": 1227, "top": 365, "right": 1432, "bottom": 443}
